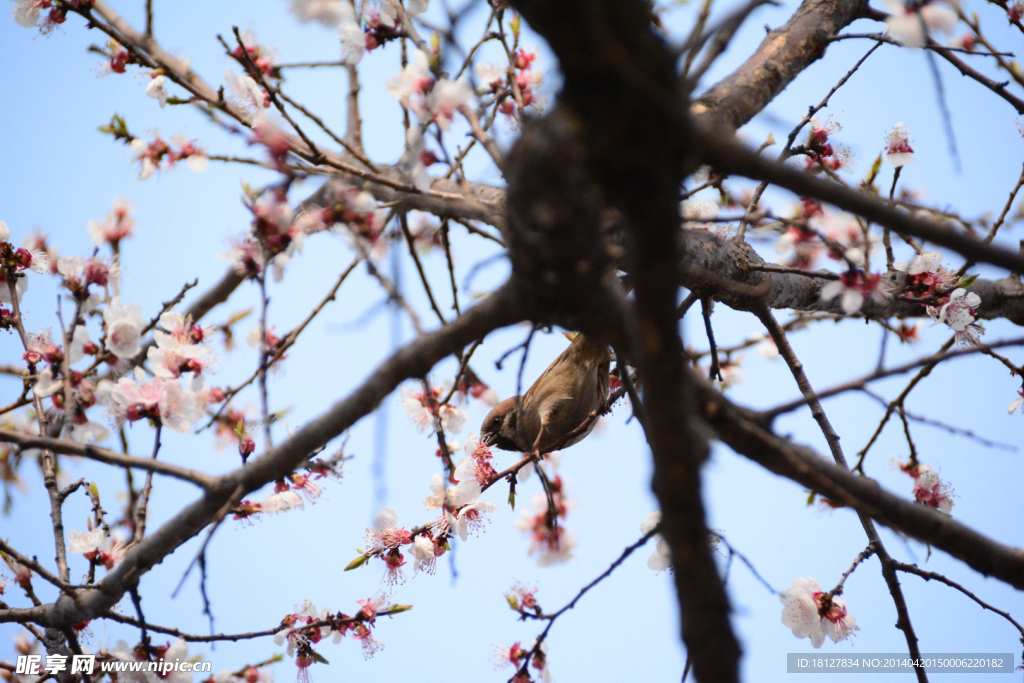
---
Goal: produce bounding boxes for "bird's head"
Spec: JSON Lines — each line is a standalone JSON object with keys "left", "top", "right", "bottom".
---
{"left": 480, "top": 396, "right": 524, "bottom": 452}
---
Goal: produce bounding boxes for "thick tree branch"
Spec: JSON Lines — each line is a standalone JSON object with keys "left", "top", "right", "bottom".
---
{"left": 506, "top": 2, "right": 741, "bottom": 681}
{"left": 0, "top": 432, "right": 213, "bottom": 488}
{"left": 702, "top": 136, "right": 1024, "bottom": 274}
{"left": 692, "top": 0, "right": 867, "bottom": 132}
{"left": 696, "top": 381, "right": 1024, "bottom": 590}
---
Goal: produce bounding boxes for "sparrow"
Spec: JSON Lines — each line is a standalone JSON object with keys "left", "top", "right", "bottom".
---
{"left": 481, "top": 332, "right": 611, "bottom": 455}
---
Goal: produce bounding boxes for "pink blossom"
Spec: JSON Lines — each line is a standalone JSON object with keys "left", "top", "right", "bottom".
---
{"left": 102, "top": 297, "right": 146, "bottom": 358}
{"left": 819, "top": 271, "right": 886, "bottom": 315}
{"left": 224, "top": 69, "right": 270, "bottom": 121}
{"left": 885, "top": 0, "right": 958, "bottom": 47}
{"left": 336, "top": 1, "right": 365, "bottom": 65}
{"left": 67, "top": 528, "right": 105, "bottom": 555}
{"left": 491, "top": 641, "right": 529, "bottom": 671}
{"left": 352, "top": 623, "right": 384, "bottom": 659}
{"left": 22, "top": 328, "right": 61, "bottom": 366}
{"left": 463, "top": 433, "right": 498, "bottom": 485}
{"left": 87, "top": 197, "right": 136, "bottom": 248}
{"left": 640, "top": 511, "right": 672, "bottom": 572}
{"left": 98, "top": 368, "right": 201, "bottom": 433}
{"left": 904, "top": 464, "right": 955, "bottom": 513}
{"left": 261, "top": 490, "right": 304, "bottom": 513}
{"left": 218, "top": 237, "right": 265, "bottom": 278}
{"left": 12, "top": 0, "right": 50, "bottom": 28}
{"left": 427, "top": 78, "right": 475, "bottom": 130}
{"left": 779, "top": 576, "right": 858, "bottom": 648}
{"left": 400, "top": 385, "right": 468, "bottom": 434}
{"left": 128, "top": 136, "right": 172, "bottom": 180}
{"left": 516, "top": 491, "right": 577, "bottom": 566}
{"left": 927, "top": 287, "right": 985, "bottom": 346}
{"left": 475, "top": 61, "right": 505, "bottom": 92}
{"left": 883, "top": 122, "right": 915, "bottom": 166}
{"left": 289, "top": 0, "right": 346, "bottom": 27}
{"left": 409, "top": 535, "right": 439, "bottom": 575}
{"left": 364, "top": 508, "right": 413, "bottom": 554}
{"left": 385, "top": 50, "right": 434, "bottom": 105}
{"left": 504, "top": 581, "right": 539, "bottom": 612}
{"left": 145, "top": 74, "right": 169, "bottom": 107}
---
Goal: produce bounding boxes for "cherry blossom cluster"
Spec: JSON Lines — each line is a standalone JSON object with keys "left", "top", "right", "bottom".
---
{"left": 774, "top": 222, "right": 822, "bottom": 270}
{"left": 2, "top": 552, "right": 33, "bottom": 592}
{"left": 893, "top": 251, "right": 959, "bottom": 299}
{"left": 504, "top": 581, "right": 541, "bottom": 616}
{"left": 287, "top": 0, "right": 430, "bottom": 66}
{"left": 87, "top": 197, "right": 136, "bottom": 251}
{"left": 345, "top": 435, "right": 507, "bottom": 589}
{"left": 11, "top": 0, "right": 91, "bottom": 34}
{"left": 925, "top": 287, "right": 985, "bottom": 347}
{"left": 884, "top": 0, "right": 958, "bottom": 48}
{"left": 102, "top": 39, "right": 133, "bottom": 74}
{"left": 401, "top": 381, "right": 470, "bottom": 434}
{"left": 898, "top": 460, "right": 956, "bottom": 514}
{"left": 98, "top": 367, "right": 206, "bottom": 434}
{"left": 0, "top": 220, "right": 50, "bottom": 307}
{"left": 224, "top": 69, "right": 272, "bottom": 123}
{"left": 1005, "top": 0, "right": 1024, "bottom": 22}
{"left": 774, "top": 202, "right": 882, "bottom": 274}
{"left": 515, "top": 460, "right": 577, "bottom": 566}
{"left": 219, "top": 187, "right": 301, "bottom": 282}
{"left": 492, "top": 638, "right": 552, "bottom": 683}
{"left": 455, "top": 368, "right": 500, "bottom": 407}
{"left": 294, "top": 185, "right": 387, "bottom": 259}
{"left": 231, "top": 458, "right": 342, "bottom": 521}
{"left": 1, "top": 208, "right": 237, "bottom": 445}
{"left": 819, "top": 270, "right": 886, "bottom": 315}
{"left": 883, "top": 122, "right": 916, "bottom": 166}
{"left": 779, "top": 576, "right": 859, "bottom": 648}
{"left": 801, "top": 115, "right": 851, "bottom": 173}
{"left": 272, "top": 593, "right": 410, "bottom": 675}
{"left": 640, "top": 512, "right": 673, "bottom": 572}
{"left": 66, "top": 526, "right": 128, "bottom": 571}
{"left": 386, "top": 50, "right": 476, "bottom": 131}
{"left": 98, "top": 116, "right": 208, "bottom": 180}
{"left": 128, "top": 133, "right": 209, "bottom": 181}
{"left": 476, "top": 46, "right": 545, "bottom": 120}
{"left": 232, "top": 30, "right": 281, "bottom": 80}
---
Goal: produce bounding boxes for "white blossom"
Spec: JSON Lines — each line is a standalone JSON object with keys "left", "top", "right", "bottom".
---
{"left": 103, "top": 297, "right": 146, "bottom": 358}
{"left": 145, "top": 75, "right": 169, "bottom": 107}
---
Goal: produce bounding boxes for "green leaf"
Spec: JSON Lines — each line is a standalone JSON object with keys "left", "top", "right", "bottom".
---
{"left": 865, "top": 153, "right": 883, "bottom": 188}
{"left": 343, "top": 553, "right": 371, "bottom": 571}
{"left": 957, "top": 274, "right": 979, "bottom": 288}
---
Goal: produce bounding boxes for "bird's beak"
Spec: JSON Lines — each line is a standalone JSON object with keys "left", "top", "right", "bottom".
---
{"left": 482, "top": 432, "right": 496, "bottom": 447}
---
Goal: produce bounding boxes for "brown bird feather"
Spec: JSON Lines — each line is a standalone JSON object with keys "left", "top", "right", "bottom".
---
{"left": 481, "top": 332, "right": 610, "bottom": 454}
